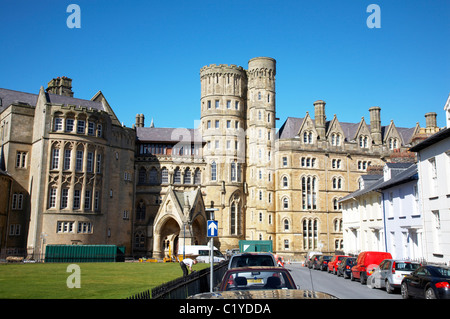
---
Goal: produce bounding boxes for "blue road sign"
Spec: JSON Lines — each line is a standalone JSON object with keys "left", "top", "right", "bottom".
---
{"left": 207, "top": 220, "right": 218, "bottom": 237}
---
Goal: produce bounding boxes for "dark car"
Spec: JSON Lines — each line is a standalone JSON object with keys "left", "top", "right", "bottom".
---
{"left": 314, "top": 255, "right": 333, "bottom": 271}
{"left": 228, "top": 253, "right": 277, "bottom": 269}
{"left": 401, "top": 265, "right": 450, "bottom": 299}
{"left": 328, "top": 255, "right": 351, "bottom": 274}
{"left": 337, "top": 257, "right": 356, "bottom": 279}
{"left": 219, "top": 266, "right": 298, "bottom": 291}
{"left": 308, "top": 254, "right": 323, "bottom": 269}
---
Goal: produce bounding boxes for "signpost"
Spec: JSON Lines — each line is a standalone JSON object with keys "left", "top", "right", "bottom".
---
{"left": 205, "top": 207, "right": 219, "bottom": 293}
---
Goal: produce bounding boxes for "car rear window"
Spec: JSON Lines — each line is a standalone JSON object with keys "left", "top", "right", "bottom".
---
{"left": 231, "top": 255, "right": 275, "bottom": 268}
{"left": 435, "top": 267, "right": 450, "bottom": 278}
{"left": 395, "top": 262, "right": 420, "bottom": 271}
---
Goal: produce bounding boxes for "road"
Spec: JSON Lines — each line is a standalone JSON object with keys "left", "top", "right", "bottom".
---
{"left": 285, "top": 263, "right": 402, "bottom": 299}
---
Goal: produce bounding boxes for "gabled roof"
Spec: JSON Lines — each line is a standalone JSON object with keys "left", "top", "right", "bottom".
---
{"left": 277, "top": 115, "right": 417, "bottom": 144}
{"left": 0, "top": 87, "right": 106, "bottom": 113}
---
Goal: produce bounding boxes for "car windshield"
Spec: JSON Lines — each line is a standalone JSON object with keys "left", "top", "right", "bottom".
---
{"left": 395, "top": 262, "right": 420, "bottom": 271}
{"left": 230, "top": 255, "right": 274, "bottom": 268}
{"left": 223, "top": 270, "right": 295, "bottom": 291}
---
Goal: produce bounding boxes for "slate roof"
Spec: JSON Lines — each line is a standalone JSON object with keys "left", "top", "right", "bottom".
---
{"left": 339, "top": 163, "right": 416, "bottom": 202}
{"left": 277, "top": 116, "right": 416, "bottom": 144}
{"left": 136, "top": 127, "right": 204, "bottom": 143}
{"left": 0, "top": 88, "right": 105, "bottom": 113}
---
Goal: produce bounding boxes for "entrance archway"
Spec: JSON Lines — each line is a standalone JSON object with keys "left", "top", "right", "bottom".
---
{"left": 153, "top": 216, "right": 181, "bottom": 259}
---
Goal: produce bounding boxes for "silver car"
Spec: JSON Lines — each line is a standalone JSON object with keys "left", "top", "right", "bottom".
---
{"left": 368, "top": 259, "right": 421, "bottom": 293}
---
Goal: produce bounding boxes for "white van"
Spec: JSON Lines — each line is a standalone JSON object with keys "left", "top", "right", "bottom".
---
{"left": 178, "top": 245, "right": 226, "bottom": 263}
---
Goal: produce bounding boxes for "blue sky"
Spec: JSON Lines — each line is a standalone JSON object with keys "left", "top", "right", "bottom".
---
{"left": 0, "top": 0, "right": 449, "bottom": 130}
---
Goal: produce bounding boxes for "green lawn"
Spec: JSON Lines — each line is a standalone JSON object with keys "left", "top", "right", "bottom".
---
{"left": 0, "top": 262, "right": 209, "bottom": 299}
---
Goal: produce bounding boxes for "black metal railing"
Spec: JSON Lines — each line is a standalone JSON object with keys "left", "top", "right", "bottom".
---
{"left": 127, "top": 261, "right": 228, "bottom": 299}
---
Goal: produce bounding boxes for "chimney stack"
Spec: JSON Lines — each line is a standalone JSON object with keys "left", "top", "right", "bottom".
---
{"left": 46, "top": 76, "right": 74, "bottom": 97}
{"left": 369, "top": 106, "right": 382, "bottom": 144}
{"left": 135, "top": 114, "right": 145, "bottom": 128}
{"left": 424, "top": 112, "right": 437, "bottom": 133}
{"left": 313, "top": 100, "right": 326, "bottom": 140}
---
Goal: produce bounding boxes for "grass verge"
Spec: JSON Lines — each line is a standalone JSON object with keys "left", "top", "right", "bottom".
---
{"left": 0, "top": 262, "right": 210, "bottom": 299}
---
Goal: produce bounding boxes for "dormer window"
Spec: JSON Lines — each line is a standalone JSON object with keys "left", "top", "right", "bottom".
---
{"left": 359, "top": 135, "right": 369, "bottom": 148}
{"left": 303, "top": 131, "right": 313, "bottom": 144}
{"left": 331, "top": 133, "right": 341, "bottom": 146}
{"left": 388, "top": 138, "right": 399, "bottom": 150}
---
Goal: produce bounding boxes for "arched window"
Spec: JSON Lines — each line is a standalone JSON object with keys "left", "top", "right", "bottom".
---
{"left": 134, "top": 231, "right": 145, "bottom": 249}
{"left": 211, "top": 161, "right": 217, "bottom": 181}
{"left": 282, "top": 176, "right": 288, "bottom": 188}
{"left": 301, "top": 176, "right": 317, "bottom": 210}
{"left": 230, "top": 194, "right": 242, "bottom": 236}
{"left": 184, "top": 168, "right": 191, "bottom": 184}
{"left": 161, "top": 167, "right": 169, "bottom": 184}
{"left": 303, "top": 131, "right": 313, "bottom": 144}
{"left": 303, "top": 219, "right": 318, "bottom": 250}
{"left": 173, "top": 167, "right": 181, "bottom": 184}
{"left": 149, "top": 167, "right": 158, "bottom": 185}
{"left": 332, "top": 177, "right": 343, "bottom": 190}
{"left": 194, "top": 168, "right": 201, "bottom": 184}
{"left": 282, "top": 197, "right": 289, "bottom": 210}
{"left": 359, "top": 135, "right": 369, "bottom": 148}
{"left": 138, "top": 167, "right": 147, "bottom": 184}
{"left": 230, "top": 161, "right": 241, "bottom": 182}
{"left": 284, "top": 219, "right": 290, "bottom": 231}
{"left": 136, "top": 201, "right": 146, "bottom": 220}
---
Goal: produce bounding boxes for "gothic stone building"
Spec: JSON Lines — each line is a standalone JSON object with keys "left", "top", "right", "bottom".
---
{"left": 0, "top": 57, "right": 438, "bottom": 260}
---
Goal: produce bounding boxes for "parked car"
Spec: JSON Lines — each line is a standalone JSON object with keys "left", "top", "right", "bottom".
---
{"left": 228, "top": 253, "right": 277, "bottom": 269}
{"left": 351, "top": 251, "right": 392, "bottom": 284}
{"left": 401, "top": 265, "right": 450, "bottom": 299}
{"left": 337, "top": 257, "right": 356, "bottom": 278}
{"left": 308, "top": 254, "right": 323, "bottom": 269}
{"left": 304, "top": 251, "right": 322, "bottom": 268}
{"left": 314, "top": 255, "right": 333, "bottom": 271}
{"left": 367, "top": 259, "right": 421, "bottom": 293}
{"left": 219, "top": 266, "right": 298, "bottom": 291}
{"left": 328, "top": 255, "right": 350, "bottom": 274}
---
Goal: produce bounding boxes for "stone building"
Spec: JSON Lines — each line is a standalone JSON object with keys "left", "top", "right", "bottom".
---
{"left": 0, "top": 78, "right": 135, "bottom": 259}
{"left": 133, "top": 57, "right": 434, "bottom": 259}
{"left": 0, "top": 57, "right": 438, "bottom": 260}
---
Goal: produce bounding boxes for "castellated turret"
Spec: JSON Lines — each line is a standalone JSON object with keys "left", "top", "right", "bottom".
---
{"left": 246, "top": 57, "right": 277, "bottom": 242}
{"left": 199, "top": 63, "right": 248, "bottom": 249}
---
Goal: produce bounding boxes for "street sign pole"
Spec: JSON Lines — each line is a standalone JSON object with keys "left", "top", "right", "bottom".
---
{"left": 206, "top": 208, "right": 219, "bottom": 293}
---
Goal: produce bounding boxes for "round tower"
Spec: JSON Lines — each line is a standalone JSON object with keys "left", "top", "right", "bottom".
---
{"left": 199, "top": 64, "right": 247, "bottom": 250}
{"left": 245, "top": 57, "right": 276, "bottom": 242}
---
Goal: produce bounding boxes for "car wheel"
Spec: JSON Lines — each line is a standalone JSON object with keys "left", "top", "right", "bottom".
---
{"left": 367, "top": 276, "right": 375, "bottom": 289}
{"left": 425, "top": 287, "right": 437, "bottom": 299}
{"left": 386, "top": 280, "right": 394, "bottom": 294}
{"left": 360, "top": 273, "right": 366, "bottom": 285}
{"left": 350, "top": 272, "right": 355, "bottom": 281}
{"left": 401, "top": 282, "right": 410, "bottom": 299}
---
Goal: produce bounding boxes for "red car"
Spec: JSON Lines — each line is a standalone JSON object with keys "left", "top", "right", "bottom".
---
{"left": 351, "top": 251, "right": 392, "bottom": 284}
{"left": 327, "top": 255, "right": 350, "bottom": 274}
